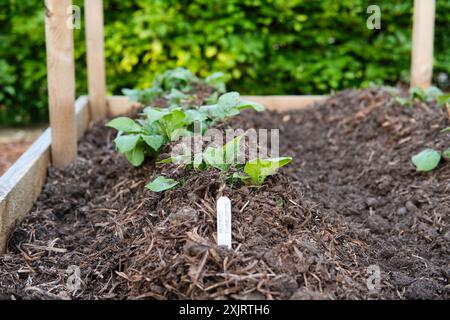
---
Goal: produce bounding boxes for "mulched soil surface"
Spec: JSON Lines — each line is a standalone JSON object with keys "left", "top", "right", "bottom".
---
{"left": 0, "top": 88, "right": 449, "bottom": 300}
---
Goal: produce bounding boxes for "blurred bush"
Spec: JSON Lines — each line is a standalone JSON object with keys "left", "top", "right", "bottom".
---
{"left": 0, "top": 0, "right": 449, "bottom": 126}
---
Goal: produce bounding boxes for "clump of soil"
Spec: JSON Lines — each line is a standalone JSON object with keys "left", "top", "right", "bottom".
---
{"left": 0, "top": 88, "right": 449, "bottom": 300}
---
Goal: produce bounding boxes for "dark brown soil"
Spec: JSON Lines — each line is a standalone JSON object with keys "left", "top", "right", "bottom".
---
{"left": 0, "top": 88, "right": 449, "bottom": 300}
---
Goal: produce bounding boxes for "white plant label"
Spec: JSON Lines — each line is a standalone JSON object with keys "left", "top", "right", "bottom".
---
{"left": 217, "top": 196, "right": 232, "bottom": 249}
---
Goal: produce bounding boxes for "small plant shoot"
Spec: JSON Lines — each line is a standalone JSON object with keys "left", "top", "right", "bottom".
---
{"left": 145, "top": 176, "right": 179, "bottom": 192}
{"left": 411, "top": 149, "right": 442, "bottom": 172}
{"left": 242, "top": 157, "right": 293, "bottom": 185}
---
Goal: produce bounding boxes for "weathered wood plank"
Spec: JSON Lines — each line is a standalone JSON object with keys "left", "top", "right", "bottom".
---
{"left": 411, "top": 0, "right": 435, "bottom": 89}
{"left": 85, "top": 0, "right": 107, "bottom": 119}
{"left": 0, "top": 129, "right": 51, "bottom": 253}
{"left": 75, "top": 96, "right": 90, "bottom": 140}
{"left": 107, "top": 96, "right": 141, "bottom": 117}
{"left": 45, "top": 0, "right": 77, "bottom": 167}
{"left": 107, "top": 95, "right": 329, "bottom": 115}
{"left": 242, "top": 95, "right": 328, "bottom": 112}
{"left": 0, "top": 97, "right": 90, "bottom": 253}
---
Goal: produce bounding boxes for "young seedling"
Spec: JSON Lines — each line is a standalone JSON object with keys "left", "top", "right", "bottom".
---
{"left": 106, "top": 117, "right": 164, "bottom": 166}
{"left": 411, "top": 149, "right": 442, "bottom": 172}
{"left": 204, "top": 72, "right": 227, "bottom": 93}
{"left": 238, "top": 157, "right": 293, "bottom": 185}
{"left": 199, "top": 92, "right": 264, "bottom": 122}
{"left": 411, "top": 126, "right": 450, "bottom": 172}
{"left": 153, "top": 67, "right": 199, "bottom": 92}
{"left": 202, "top": 135, "right": 243, "bottom": 171}
{"left": 145, "top": 176, "right": 179, "bottom": 192}
{"left": 394, "top": 86, "right": 448, "bottom": 108}
{"left": 121, "top": 68, "right": 227, "bottom": 106}
{"left": 155, "top": 136, "right": 293, "bottom": 191}
{"left": 122, "top": 87, "right": 163, "bottom": 106}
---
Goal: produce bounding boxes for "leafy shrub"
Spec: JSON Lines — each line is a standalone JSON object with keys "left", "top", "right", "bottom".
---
{"left": 1, "top": 0, "right": 449, "bottom": 125}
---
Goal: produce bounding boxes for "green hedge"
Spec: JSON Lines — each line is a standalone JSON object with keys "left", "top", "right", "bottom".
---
{"left": 1, "top": 0, "right": 449, "bottom": 126}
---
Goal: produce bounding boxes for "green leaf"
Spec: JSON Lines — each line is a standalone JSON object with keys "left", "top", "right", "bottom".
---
{"left": 143, "top": 107, "right": 167, "bottom": 125}
{"left": 114, "top": 134, "right": 140, "bottom": 153}
{"left": 409, "top": 87, "right": 426, "bottom": 102}
{"left": 218, "top": 91, "right": 240, "bottom": 109}
{"left": 424, "top": 86, "right": 443, "bottom": 100}
{"left": 224, "top": 135, "right": 243, "bottom": 165}
{"left": 141, "top": 134, "right": 164, "bottom": 151}
{"left": 106, "top": 117, "right": 142, "bottom": 133}
{"left": 165, "top": 88, "right": 187, "bottom": 105}
{"left": 193, "top": 153, "right": 204, "bottom": 169}
{"left": 185, "top": 109, "right": 207, "bottom": 123}
{"left": 157, "top": 151, "right": 191, "bottom": 165}
{"left": 411, "top": 149, "right": 442, "bottom": 172}
{"left": 203, "top": 136, "right": 243, "bottom": 171}
{"left": 203, "top": 146, "right": 228, "bottom": 171}
{"left": 437, "top": 94, "right": 450, "bottom": 107}
{"left": 145, "top": 176, "right": 178, "bottom": 192}
{"left": 205, "top": 72, "right": 226, "bottom": 93}
{"left": 395, "top": 97, "right": 409, "bottom": 106}
{"left": 122, "top": 87, "right": 162, "bottom": 105}
{"left": 440, "top": 127, "right": 450, "bottom": 133}
{"left": 125, "top": 144, "right": 145, "bottom": 167}
{"left": 161, "top": 109, "right": 187, "bottom": 140}
{"left": 236, "top": 100, "right": 265, "bottom": 112}
{"left": 170, "top": 128, "right": 193, "bottom": 141}
{"left": 205, "top": 92, "right": 219, "bottom": 104}
{"left": 443, "top": 149, "right": 450, "bottom": 160}
{"left": 244, "top": 157, "right": 293, "bottom": 185}
{"left": 205, "top": 72, "right": 225, "bottom": 84}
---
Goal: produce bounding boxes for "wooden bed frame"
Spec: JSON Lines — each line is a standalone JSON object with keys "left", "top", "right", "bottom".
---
{"left": 0, "top": 0, "right": 436, "bottom": 252}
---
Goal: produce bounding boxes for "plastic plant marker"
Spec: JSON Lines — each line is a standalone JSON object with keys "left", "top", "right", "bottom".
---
{"left": 217, "top": 196, "right": 232, "bottom": 249}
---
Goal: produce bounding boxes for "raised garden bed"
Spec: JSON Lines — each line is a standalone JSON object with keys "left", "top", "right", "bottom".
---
{"left": 0, "top": 87, "right": 448, "bottom": 300}
{"left": 1, "top": 0, "right": 447, "bottom": 302}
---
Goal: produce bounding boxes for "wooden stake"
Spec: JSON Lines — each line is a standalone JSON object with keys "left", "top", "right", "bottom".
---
{"left": 45, "top": 0, "right": 77, "bottom": 167}
{"left": 85, "top": 0, "right": 107, "bottom": 119}
{"left": 411, "top": 0, "right": 436, "bottom": 89}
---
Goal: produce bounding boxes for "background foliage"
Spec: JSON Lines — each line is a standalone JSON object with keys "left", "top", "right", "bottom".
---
{"left": 0, "top": 0, "right": 449, "bottom": 126}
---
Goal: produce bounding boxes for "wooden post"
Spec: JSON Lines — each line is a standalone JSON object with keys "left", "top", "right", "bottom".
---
{"left": 411, "top": 0, "right": 436, "bottom": 89}
{"left": 45, "top": 0, "right": 77, "bottom": 167}
{"left": 85, "top": 0, "right": 107, "bottom": 119}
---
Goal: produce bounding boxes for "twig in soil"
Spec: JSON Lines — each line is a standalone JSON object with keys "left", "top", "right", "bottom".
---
{"left": 187, "top": 251, "right": 209, "bottom": 296}
{"left": 22, "top": 243, "right": 67, "bottom": 253}
{"left": 240, "top": 200, "right": 250, "bottom": 213}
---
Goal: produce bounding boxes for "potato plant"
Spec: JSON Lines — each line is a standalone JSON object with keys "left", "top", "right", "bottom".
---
{"left": 107, "top": 91, "right": 264, "bottom": 167}
{"left": 148, "top": 136, "right": 293, "bottom": 192}
{"left": 394, "top": 86, "right": 450, "bottom": 108}
{"left": 122, "top": 67, "right": 227, "bottom": 106}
